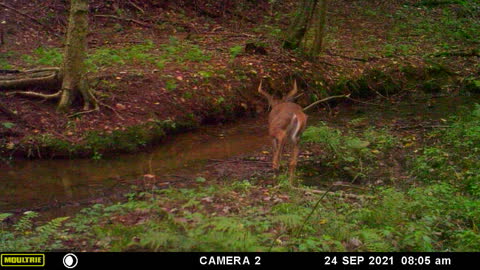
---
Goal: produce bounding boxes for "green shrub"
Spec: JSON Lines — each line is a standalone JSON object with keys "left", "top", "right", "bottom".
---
{"left": 302, "top": 122, "right": 397, "bottom": 180}
{"left": 411, "top": 104, "right": 480, "bottom": 195}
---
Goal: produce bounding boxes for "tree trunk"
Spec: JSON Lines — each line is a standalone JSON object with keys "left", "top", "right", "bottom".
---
{"left": 283, "top": 0, "right": 318, "bottom": 50}
{"left": 57, "top": 0, "right": 97, "bottom": 112}
{"left": 310, "top": 0, "right": 328, "bottom": 57}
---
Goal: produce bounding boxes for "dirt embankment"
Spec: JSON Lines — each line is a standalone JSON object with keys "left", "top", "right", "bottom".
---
{"left": 1, "top": 0, "right": 478, "bottom": 159}
{"left": 0, "top": 0, "right": 310, "bottom": 159}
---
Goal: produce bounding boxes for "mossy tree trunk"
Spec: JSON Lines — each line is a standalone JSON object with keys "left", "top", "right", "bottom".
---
{"left": 283, "top": 0, "right": 318, "bottom": 50}
{"left": 283, "top": 0, "right": 329, "bottom": 58}
{"left": 310, "top": 0, "right": 328, "bottom": 57}
{"left": 57, "top": 0, "right": 97, "bottom": 112}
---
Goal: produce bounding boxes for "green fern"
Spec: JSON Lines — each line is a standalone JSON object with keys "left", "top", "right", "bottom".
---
{"left": 271, "top": 214, "right": 304, "bottom": 230}
{"left": 1, "top": 212, "right": 68, "bottom": 251}
{"left": 13, "top": 211, "right": 39, "bottom": 233}
{"left": 140, "top": 231, "right": 190, "bottom": 251}
{"left": 36, "top": 217, "right": 70, "bottom": 238}
{"left": 358, "top": 229, "right": 395, "bottom": 252}
{"left": 204, "top": 216, "right": 245, "bottom": 233}
{"left": 0, "top": 213, "right": 13, "bottom": 222}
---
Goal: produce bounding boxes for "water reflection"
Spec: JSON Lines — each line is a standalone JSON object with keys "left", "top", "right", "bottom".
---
{"left": 0, "top": 117, "right": 268, "bottom": 212}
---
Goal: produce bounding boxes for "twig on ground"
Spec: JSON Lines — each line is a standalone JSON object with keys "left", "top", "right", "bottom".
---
{"left": 431, "top": 50, "right": 479, "bottom": 58}
{"left": 94, "top": 14, "right": 151, "bottom": 28}
{"left": 127, "top": 0, "right": 145, "bottom": 14}
{"left": 67, "top": 108, "right": 99, "bottom": 118}
{"left": 97, "top": 101, "right": 125, "bottom": 120}
{"left": 293, "top": 187, "right": 373, "bottom": 200}
{"left": 326, "top": 50, "right": 380, "bottom": 62}
{"left": 394, "top": 124, "right": 450, "bottom": 130}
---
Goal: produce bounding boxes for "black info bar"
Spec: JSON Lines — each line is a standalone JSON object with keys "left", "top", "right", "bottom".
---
{"left": 0, "top": 252, "right": 475, "bottom": 269}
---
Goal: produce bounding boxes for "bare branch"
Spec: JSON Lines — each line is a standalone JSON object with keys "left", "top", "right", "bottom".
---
{"left": 0, "top": 2, "right": 61, "bottom": 37}
{"left": 303, "top": 93, "right": 350, "bottom": 111}
{"left": 94, "top": 14, "right": 151, "bottom": 28}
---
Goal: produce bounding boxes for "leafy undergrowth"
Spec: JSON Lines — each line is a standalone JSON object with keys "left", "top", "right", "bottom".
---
{"left": 2, "top": 104, "right": 479, "bottom": 252}
{"left": 301, "top": 121, "right": 400, "bottom": 185}
{"left": 2, "top": 177, "right": 477, "bottom": 252}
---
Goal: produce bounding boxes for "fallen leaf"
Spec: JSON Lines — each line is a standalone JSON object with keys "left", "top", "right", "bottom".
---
{"left": 115, "top": 103, "right": 126, "bottom": 110}
{"left": 143, "top": 174, "right": 156, "bottom": 180}
{"left": 201, "top": 196, "right": 213, "bottom": 203}
{"left": 403, "top": 142, "right": 414, "bottom": 147}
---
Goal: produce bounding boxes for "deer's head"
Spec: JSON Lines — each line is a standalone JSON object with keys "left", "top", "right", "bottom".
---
{"left": 258, "top": 80, "right": 298, "bottom": 107}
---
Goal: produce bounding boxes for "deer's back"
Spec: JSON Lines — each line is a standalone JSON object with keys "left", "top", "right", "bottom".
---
{"left": 268, "top": 102, "right": 307, "bottom": 138}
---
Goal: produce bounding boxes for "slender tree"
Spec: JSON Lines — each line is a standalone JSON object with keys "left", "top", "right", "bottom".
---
{"left": 1, "top": 0, "right": 97, "bottom": 112}
{"left": 283, "top": 0, "right": 317, "bottom": 50}
{"left": 58, "top": 0, "right": 97, "bottom": 112}
{"left": 310, "top": 0, "right": 328, "bottom": 56}
{"left": 283, "top": 0, "right": 329, "bottom": 57}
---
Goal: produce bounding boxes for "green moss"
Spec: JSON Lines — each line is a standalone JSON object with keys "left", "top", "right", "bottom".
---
{"left": 9, "top": 118, "right": 198, "bottom": 159}
{"left": 22, "top": 133, "right": 76, "bottom": 158}
{"left": 333, "top": 69, "right": 401, "bottom": 98}
{"left": 462, "top": 78, "right": 480, "bottom": 94}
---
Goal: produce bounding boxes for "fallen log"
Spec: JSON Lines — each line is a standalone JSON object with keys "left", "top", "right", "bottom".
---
{"left": 0, "top": 68, "right": 61, "bottom": 90}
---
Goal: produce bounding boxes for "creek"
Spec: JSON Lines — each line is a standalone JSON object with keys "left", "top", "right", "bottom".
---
{"left": 0, "top": 95, "right": 477, "bottom": 218}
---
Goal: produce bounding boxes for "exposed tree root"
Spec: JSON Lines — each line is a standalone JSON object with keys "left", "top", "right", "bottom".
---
{"left": 6, "top": 90, "right": 61, "bottom": 100}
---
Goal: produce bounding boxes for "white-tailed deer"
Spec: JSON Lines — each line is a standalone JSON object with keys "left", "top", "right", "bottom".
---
{"left": 258, "top": 79, "right": 307, "bottom": 185}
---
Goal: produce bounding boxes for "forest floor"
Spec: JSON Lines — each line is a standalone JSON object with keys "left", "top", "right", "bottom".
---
{"left": 0, "top": 0, "right": 479, "bottom": 252}
{"left": 1, "top": 0, "right": 478, "bottom": 159}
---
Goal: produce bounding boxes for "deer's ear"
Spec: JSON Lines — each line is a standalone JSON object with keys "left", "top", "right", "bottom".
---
{"left": 284, "top": 80, "right": 298, "bottom": 102}
{"left": 258, "top": 79, "right": 275, "bottom": 106}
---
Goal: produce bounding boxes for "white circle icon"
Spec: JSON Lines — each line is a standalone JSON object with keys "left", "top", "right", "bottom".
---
{"left": 63, "top": 253, "right": 78, "bottom": 269}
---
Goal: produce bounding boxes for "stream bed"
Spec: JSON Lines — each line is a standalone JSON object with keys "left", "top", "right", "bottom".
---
{"left": 1, "top": 95, "right": 477, "bottom": 218}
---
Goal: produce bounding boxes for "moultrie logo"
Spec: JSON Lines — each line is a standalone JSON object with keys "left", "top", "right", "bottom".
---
{"left": 1, "top": 254, "right": 45, "bottom": 267}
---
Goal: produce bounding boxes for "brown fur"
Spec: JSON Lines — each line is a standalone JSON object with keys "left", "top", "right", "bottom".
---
{"left": 259, "top": 80, "right": 308, "bottom": 185}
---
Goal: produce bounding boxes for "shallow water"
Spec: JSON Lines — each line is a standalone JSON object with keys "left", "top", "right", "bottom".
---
{"left": 0, "top": 116, "right": 270, "bottom": 214}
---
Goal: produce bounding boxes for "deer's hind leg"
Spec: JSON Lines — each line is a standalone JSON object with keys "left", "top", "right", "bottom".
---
{"left": 288, "top": 143, "right": 300, "bottom": 185}
{"left": 272, "top": 132, "right": 286, "bottom": 172}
